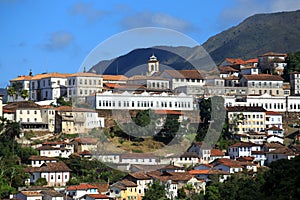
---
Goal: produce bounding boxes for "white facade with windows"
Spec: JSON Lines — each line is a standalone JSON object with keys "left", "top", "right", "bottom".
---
{"left": 67, "top": 72, "right": 103, "bottom": 101}
{"left": 224, "top": 94, "right": 300, "bottom": 112}
{"left": 290, "top": 72, "right": 300, "bottom": 95}
{"left": 90, "top": 91, "right": 195, "bottom": 111}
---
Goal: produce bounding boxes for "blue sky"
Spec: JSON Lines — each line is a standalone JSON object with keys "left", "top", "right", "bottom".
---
{"left": 1, "top": 0, "right": 300, "bottom": 87}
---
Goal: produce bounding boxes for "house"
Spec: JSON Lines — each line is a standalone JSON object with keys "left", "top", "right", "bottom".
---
{"left": 187, "top": 142, "right": 211, "bottom": 164}
{"left": 266, "top": 126, "right": 284, "bottom": 144}
{"left": 3, "top": 101, "right": 53, "bottom": 132}
{"left": 211, "top": 158, "right": 243, "bottom": 174}
{"left": 226, "top": 106, "right": 266, "bottom": 134}
{"left": 66, "top": 72, "right": 103, "bottom": 102}
{"left": 120, "top": 153, "right": 158, "bottom": 165}
{"left": 8, "top": 72, "right": 70, "bottom": 102}
{"left": 228, "top": 142, "right": 262, "bottom": 159}
{"left": 67, "top": 183, "right": 99, "bottom": 199}
{"left": 240, "top": 74, "right": 284, "bottom": 96}
{"left": 251, "top": 150, "right": 267, "bottom": 166}
{"left": 41, "top": 190, "right": 64, "bottom": 200}
{"left": 209, "top": 149, "right": 225, "bottom": 163}
{"left": 102, "top": 75, "right": 128, "bottom": 84}
{"left": 29, "top": 155, "right": 58, "bottom": 167}
{"left": 160, "top": 69, "right": 205, "bottom": 90}
{"left": 162, "top": 152, "right": 199, "bottom": 167}
{"left": 218, "top": 66, "right": 239, "bottom": 78}
{"left": 189, "top": 169, "right": 230, "bottom": 183}
{"left": 266, "top": 147, "right": 296, "bottom": 163}
{"left": 147, "top": 170, "right": 205, "bottom": 199}
{"left": 263, "top": 142, "right": 285, "bottom": 152}
{"left": 72, "top": 137, "right": 97, "bottom": 153}
{"left": 127, "top": 75, "right": 170, "bottom": 91}
{"left": 290, "top": 71, "right": 300, "bottom": 95}
{"left": 109, "top": 179, "right": 138, "bottom": 200}
{"left": 237, "top": 130, "right": 267, "bottom": 144}
{"left": 36, "top": 145, "right": 72, "bottom": 158}
{"left": 124, "top": 172, "right": 153, "bottom": 200}
{"left": 258, "top": 52, "right": 287, "bottom": 75}
{"left": 55, "top": 106, "right": 104, "bottom": 134}
{"left": 158, "top": 164, "right": 185, "bottom": 173}
{"left": 25, "top": 161, "right": 71, "bottom": 187}
{"left": 16, "top": 191, "right": 43, "bottom": 200}
{"left": 265, "top": 111, "right": 283, "bottom": 129}
{"left": 219, "top": 58, "right": 246, "bottom": 69}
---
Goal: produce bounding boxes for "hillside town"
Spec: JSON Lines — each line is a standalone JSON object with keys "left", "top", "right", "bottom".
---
{"left": 1, "top": 52, "right": 300, "bottom": 199}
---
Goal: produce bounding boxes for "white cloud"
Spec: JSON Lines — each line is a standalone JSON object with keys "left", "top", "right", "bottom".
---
{"left": 121, "top": 11, "right": 194, "bottom": 33}
{"left": 220, "top": 0, "right": 300, "bottom": 27}
{"left": 43, "top": 31, "right": 74, "bottom": 51}
{"left": 70, "top": 2, "right": 108, "bottom": 23}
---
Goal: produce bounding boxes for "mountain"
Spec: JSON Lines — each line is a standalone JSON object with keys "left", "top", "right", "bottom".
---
{"left": 90, "top": 10, "right": 300, "bottom": 74}
{"left": 0, "top": 88, "right": 7, "bottom": 103}
{"left": 203, "top": 10, "right": 300, "bottom": 64}
{"left": 89, "top": 46, "right": 216, "bottom": 76}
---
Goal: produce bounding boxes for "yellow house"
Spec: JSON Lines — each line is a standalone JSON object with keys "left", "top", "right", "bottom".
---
{"left": 110, "top": 179, "right": 138, "bottom": 200}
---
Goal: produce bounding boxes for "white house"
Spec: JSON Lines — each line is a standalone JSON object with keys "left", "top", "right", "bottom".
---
{"left": 290, "top": 71, "right": 300, "bottom": 95}
{"left": 266, "top": 147, "right": 295, "bottom": 163}
{"left": 240, "top": 74, "right": 284, "bottom": 96}
{"left": 29, "top": 155, "right": 58, "bottom": 167}
{"left": 16, "top": 191, "right": 43, "bottom": 200}
{"left": 36, "top": 145, "right": 72, "bottom": 158}
{"left": 228, "top": 142, "right": 262, "bottom": 159}
{"left": 187, "top": 142, "right": 211, "bottom": 164}
{"left": 265, "top": 111, "right": 283, "bottom": 129}
{"left": 160, "top": 69, "right": 206, "bottom": 90}
{"left": 25, "top": 161, "right": 71, "bottom": 187}
{"left": 67, "top": 72, "right": 103, "bottom": 102}
{"left": 67, "top": 183, "right": 99, "bottom": 199}
{"left": 266, "top": 126, "right": 284, "bottom": 144}
{"left": 226, "top": 106, "right": 266, "bottom": 134}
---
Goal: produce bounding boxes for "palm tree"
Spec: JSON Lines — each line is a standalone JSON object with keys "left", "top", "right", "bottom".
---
{"left": 7, "top": 86, "right": 17, "bottom": 100}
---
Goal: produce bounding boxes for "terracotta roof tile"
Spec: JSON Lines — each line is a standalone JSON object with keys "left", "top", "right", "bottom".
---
{"left": 29, "top": 155, "right": 58, "bottom": 161}
{"left": 102, "top": 75, "right": 128, "bottom": 81}
{"left": 225, "top": 58, "right": 246, "bottom": 65}
{"left": 210, "top": 149, "right": 224, "bottom": 157}
{"left": 67, "top": 183, "right": 98, "bottom": 191}
{"left": 26, "top": 161, "right": 71, "bottom": 173}
{"left": 266, "top": 111, "right": 281, "bottom": 115}
{"left": 242, "top": 74, "right": 283, "bottom": 81}
{"left": 189, "top": 169, "right": 229, "bottom": 175}
{"left": 129, "top": 172, "right": 151, "bottom": 180}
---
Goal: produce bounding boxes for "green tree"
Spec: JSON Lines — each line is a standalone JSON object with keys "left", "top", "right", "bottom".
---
{"left": 143, "top": 180, "right": 166, "bottom": 200}
{"left": 34, "top": 178, "right": 47, "bottom": 186}
{"left": 205, "top": 185, "right": 220, "bottom": 200}
{"left": 20, "top": 89, "right": 29, "bottom": 100}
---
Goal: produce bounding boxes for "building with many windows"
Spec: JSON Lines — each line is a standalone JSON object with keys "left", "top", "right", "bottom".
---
{"left": 67, "top": 72, "right": 103, "bottom": 101}
{"left": 89, "top": 91, "right": 195, "bottom": 111}
{"left": 290, "top": 71, "right": 300, "bottom": 95}
{"left": 227, "top": 106, "right": 266, "bottom": 134}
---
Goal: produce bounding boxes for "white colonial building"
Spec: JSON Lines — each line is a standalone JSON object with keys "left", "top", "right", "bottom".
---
{"left": 240, "top": 74, "right": 284, "bottom": 96}
{"left": 224, "top": 94, "right": 300, "bottom": 112}
{"left": 290, "top": 71, "right": 300, "bottom": 95}
{"left": 89, "top": 91, "right": 195, "bottom": 111}
{"left": 67, "top": 72, "right": 103, "bottom": 101}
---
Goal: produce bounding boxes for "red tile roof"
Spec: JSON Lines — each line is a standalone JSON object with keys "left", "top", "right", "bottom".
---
{"left": 154, "top": 110, "right": 182, "bottom": 115}
{"left": 266, "top": 111, "right": 281, "bottom": 115}
{"left": 29, "top": 155, "right": 58, "bottom": 161}
{"left": 86, "top": 194, "right": 113, "bottom": 199}
{"left": 189, "top": 169, "right": 229, "bottom": 175}
{"left": 242, "top": 74, "right": 283, "bottom": 81}
{"left": 229, "top": 142, "right": 257, "bottom": 148}
{"left": 67, "top": 183, "right": 98, "bottom": 191}
{"left": 245, "top": 58, "right": 258, "bottom": 63}
{"left": 128, "top": 172, "right": 151, "bottom": 180}
{"left": 225, "top": 58, "right": 245, "bottom": 65}
{"left": 267, "top": 126, "right": 282, "bottom": 131}
{"left": 210, "top": 149, "right": 224, "bottom": 157}
{"left": 26, "top": 162, "right": 71, "bottom": 173}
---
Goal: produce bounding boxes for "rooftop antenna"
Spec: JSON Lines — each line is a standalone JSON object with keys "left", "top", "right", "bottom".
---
{"left": 29, "top": 68, "right": 32, "bottom": 76}
{"left": 83, "top": 67, "right": 86, "bottom": 73}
